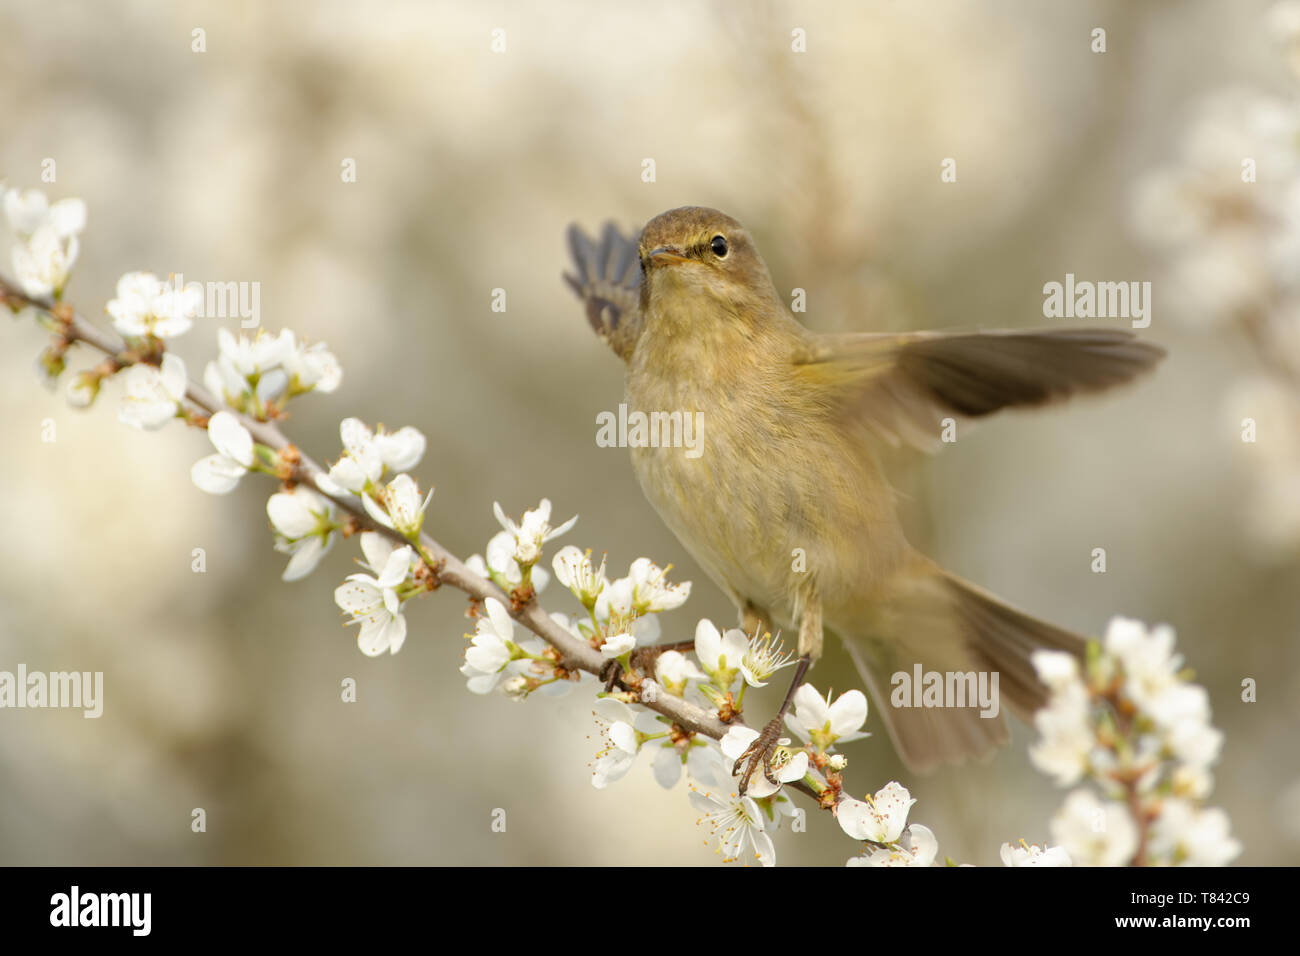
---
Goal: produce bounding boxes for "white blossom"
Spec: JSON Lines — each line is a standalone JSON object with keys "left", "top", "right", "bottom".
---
{"left": 371, "top": 425, "right": 425, "bottom": 471}
{"left": 107, "top": 272, "right": 200, "bottom": 339}
{"left": 334, "top": 533, "right": 412, "bottom": 656}
{"left": 3, "top": 189, "right": 84, "bottom": 238}
{"left": 652, "top": 738, "right": 728, "bottom": 790}
{"left": 4, "top": 189, "right": 84, "bottom": 299}
{"left": 64, "top": 373, "right": 97, "bottom": 408}
{"left": 693, "top": 618, "right": 749, "bottom": 689}
{"left": 837, "top": 781, "right": 916, "bottom": 844}
{"left": 328, "top": 418, "right": 426, "bottom": 493}
{"left": 13, "top": 224, "right": 78, "bottom": 299}
{"left": 1050, "top": 789, "right": 1139, "bottom": 867}
{"left": 738, "top": 630, "right": 794, "bottom": 688}
{"left": 551, "top": 545, "right": 606, "bottom": 607}
{"left": 1028, "top": 651, "right": 1095, "bottom": 787}
{"left": 689, "top": 787, "right": 775, "bottom": 867}
{"left": 118, "top": 353, "right": 187, "bottom": 430}
{"left": 654, "top": 650, "right": 706, "bottom": 696}
{"left": 594, "top": 574, "right": 634, "bottom": 620}
{"left": 191, "top": 410, "right": 255, "bottom": 494}
{"left": 1148, "top": 799, "right": 1242, "bottom": 866}
{"left": 493, "top": 498, "right": 577, "bottom": 567}
{"left": 283, "top": 337, "right": 342, "bottom": 393}
{"left": 4, "top": 189, "right": 53, "bottom": 235}
{"left": 218, "top": 327, "right": 294, "bottom": 376}
{"left": 626, "top": 557, "right": 690, "bottom": 612}
{"left": 719, "top": 726, "right": 808, "bottom": 799}
{"left": 204, "top": 354, "right": 247, "bottom": 405}
{"left": 848, "top": 824, "right": 938, "bottom": 867}
{"left": 462, "top": 609, "right": 568, "bottom": 699}
{"left": 460, "top": 597, "right": 520, "bottom": 693}
{"left": 476, "top": 530, "right": 549, "bottom": 594}
{"left": 590, "top": 698, "right": 659, "bottom": 789}
{"left": 598, "top": 630, "right": 636, "bottom": 659}
{"left": 363, "top": 473, "right": 432, "bottom": 538}
{"left": 1000, "top": 841, "right": 1073, "bottom": 867}
{"left": 784, "top": 684, "right": 869, "bottom": 750}
{"left": 267, "top": 486, "right": 335, "bottom": 581}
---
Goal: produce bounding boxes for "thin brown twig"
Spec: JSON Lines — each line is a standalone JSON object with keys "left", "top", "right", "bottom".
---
{"left": 1, "top": 274, "right": 737, "bottom": 744}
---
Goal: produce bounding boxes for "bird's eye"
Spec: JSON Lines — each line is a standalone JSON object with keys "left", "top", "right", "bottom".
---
{"left": 710, "top": 235, "right": 728, "bottom": 258}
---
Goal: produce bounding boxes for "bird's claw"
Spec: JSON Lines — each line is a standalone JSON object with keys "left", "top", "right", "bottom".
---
{"left": 599, "top": 659, "right": 622, "bottom": 692}
{"left": 732, "top": 716, "right": 784, "bottom": 796}
{"left": 600, "top": 648, "right": 659, "bottom": 693}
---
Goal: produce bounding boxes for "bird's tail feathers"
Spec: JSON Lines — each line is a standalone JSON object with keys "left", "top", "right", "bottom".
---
{"left": 840, "top": 554, "right": 1086, "bottom": 772}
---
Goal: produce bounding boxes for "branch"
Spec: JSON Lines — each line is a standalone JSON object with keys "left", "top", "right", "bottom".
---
{"left": 0, "top": 274, "right": 734, "bottom": 742}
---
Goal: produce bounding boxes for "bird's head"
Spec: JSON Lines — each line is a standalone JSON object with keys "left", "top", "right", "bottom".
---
{"left": 637, "top": 206, "right": 779, "bottom": 318}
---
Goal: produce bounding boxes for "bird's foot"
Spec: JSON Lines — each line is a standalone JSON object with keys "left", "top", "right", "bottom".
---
{"left": 732, "top": 715, "right": 784, "bottom": 796}
{"left": 599, "top": 658, "right": 622, "bottom": 692}
{"left": 600, "top": 640, "right": 693, "bottom": 693}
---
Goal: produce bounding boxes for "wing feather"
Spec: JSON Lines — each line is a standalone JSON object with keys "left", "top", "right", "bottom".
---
{"left": 563, "top": 222, "right": 644, "bottom": 362}
{"left": 793, "top": 328, "right": 1165, "bottom": 452}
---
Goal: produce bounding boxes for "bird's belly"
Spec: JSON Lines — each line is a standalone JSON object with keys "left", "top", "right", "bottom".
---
{"left": 627, "top": 393, "right": 907, "bottom": 624}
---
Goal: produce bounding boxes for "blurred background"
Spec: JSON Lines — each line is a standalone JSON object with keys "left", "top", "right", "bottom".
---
{"left": 0, "top": 0, "right": 1297, "bottom": 865}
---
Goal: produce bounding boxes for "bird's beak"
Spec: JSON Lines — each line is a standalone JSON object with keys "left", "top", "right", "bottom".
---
{"left": 646, "top": 245, "right": 691, "bottom": 267}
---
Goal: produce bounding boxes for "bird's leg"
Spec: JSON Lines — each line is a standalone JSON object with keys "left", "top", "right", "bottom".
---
{"left": 733, "top": 595, "right": 821, "bottom": 796}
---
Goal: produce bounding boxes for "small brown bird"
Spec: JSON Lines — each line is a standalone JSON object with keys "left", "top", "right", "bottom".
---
{"left": 565, "top": 206, "right": 1164, "bottom": 789}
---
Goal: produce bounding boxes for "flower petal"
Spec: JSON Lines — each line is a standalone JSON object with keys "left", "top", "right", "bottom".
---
{"left": 207, "top": 411, "right": 254, "bottom": 467}
{"left": 191, "top": 453, "right": 245, "bottom": 494}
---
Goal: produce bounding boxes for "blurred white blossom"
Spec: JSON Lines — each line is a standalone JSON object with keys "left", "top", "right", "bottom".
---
{"left": 1028, "top": 651, "right": 1095, "bottom": 787}
{"left": 107, "top": 272, "right": 200, "bottom": 340}
{"left": 1050, "top": 790, "right": 1139, "bottom": 868}
{"left": 1148, "top": 799, "right": 1242, "bottom": 867}
{"left": 4, "top": 187, "right": 84, "bottom": 299}
{"left": 283, "top": 336, "right": 342, "bottom": 393}
{"left": 118, "top": 353, "right": 187, "bottom": 430}
{"left": 191, "top": 410, "right": 255, "bottom": 494}
{"left": 267, "top": 486, "right": 336, "bottom": 581}
{"left": 4, "top": 189, "right": 85, "bottom": 238}
{"left": 1133, "top": 17, "right": 1300, "bottom": 554}
{"left": 13, "top": 225, "right": 79, "bottom": 299}
{"left": 1031, "top": 619, "right": 1238, "bottom": 866}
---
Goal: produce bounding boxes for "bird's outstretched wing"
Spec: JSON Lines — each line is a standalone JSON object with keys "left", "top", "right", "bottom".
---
{"left": 563, "top": 221, "right": 643, "bottom": 362}
{"left": 793, "top": 327, "right": 1166, "bottom": 452}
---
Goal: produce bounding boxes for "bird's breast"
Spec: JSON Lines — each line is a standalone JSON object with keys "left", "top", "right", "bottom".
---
{"left": 624, "top": 364, "right": 907, "bottom": 621}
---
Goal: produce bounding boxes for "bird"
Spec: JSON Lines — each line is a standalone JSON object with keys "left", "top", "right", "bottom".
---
{"left": 563, "top": 206, "right": 1164, "bottom": 790}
